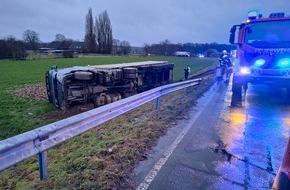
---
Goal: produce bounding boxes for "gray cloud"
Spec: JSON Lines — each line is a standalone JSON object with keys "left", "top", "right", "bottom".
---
{"left": 1, "top": 0, "right": 290, "bottom": 46}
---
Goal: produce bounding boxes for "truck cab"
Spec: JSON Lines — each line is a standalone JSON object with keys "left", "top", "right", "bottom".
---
{"left": 229, "top": 11, "right": 290, "bottom": 106}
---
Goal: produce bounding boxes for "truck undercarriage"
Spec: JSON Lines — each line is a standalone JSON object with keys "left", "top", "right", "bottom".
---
{"left": 46, "top": 61, "right": 174, "bottom": 110}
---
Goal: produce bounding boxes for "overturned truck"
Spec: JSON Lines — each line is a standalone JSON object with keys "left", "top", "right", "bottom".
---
{"left": 46, "top": 61, "right": 174, "bottom": 110}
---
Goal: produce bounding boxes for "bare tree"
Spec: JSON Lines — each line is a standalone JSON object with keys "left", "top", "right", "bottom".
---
{"left": 143, "top": 43, "right": 150, "bottom": 55}
{"left": 54, "top": 34, "right": 73, "bottom": 50}
{"left": 112, "top": 39, "right": 121, "bottom": 55}
{"left": 55, "top": 34, "right": 66, "bottom": 42}
{"left": 22, "top": 29, "right": 40, "bottom": 50}
{"left": 120, "top": 40, "right": 131, "bottom": 55}
{"left": 96, "top": 10, "right": 113, "bottom": 54}
{"left": 84, "top": 8, "right": 97, "bottom": 53}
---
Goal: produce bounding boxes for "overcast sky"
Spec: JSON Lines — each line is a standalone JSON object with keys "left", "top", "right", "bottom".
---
{"left": 1, "top": 0, "right": 290, "bottom": 46}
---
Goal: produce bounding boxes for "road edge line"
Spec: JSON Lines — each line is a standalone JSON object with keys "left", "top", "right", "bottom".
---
{"left": 136, "top": 84, "right": 218, "bottom": 190}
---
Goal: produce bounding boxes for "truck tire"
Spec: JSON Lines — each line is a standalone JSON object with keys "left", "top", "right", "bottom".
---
{"left": 116, "top": 92, "right": 122, "bottom": 100}
{"left": 94, "top": 93, "right": 106, "bottom": 107}
{"left": 105, "top": 94, "right": 112, "bottom": 104}
{"left": 74, "top": 71, "right": 93, "bottom": 80}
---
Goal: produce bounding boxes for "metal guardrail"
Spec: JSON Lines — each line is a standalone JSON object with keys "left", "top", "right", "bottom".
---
{"left": 0, "top": 78, "right": 202, "bottom": 179}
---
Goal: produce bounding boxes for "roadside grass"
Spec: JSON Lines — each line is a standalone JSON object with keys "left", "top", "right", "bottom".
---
{"left": 0, "top": 56, "right": 216, "bottom": 189}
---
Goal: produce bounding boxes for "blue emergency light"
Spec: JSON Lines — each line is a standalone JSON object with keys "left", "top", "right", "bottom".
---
{"left": 248, "top": 11, "right": 258, "bottom": 19}
{"left": 277, "top": 58, "right": 290, "bottom": 68}
{"left": 254, "top": 59, "right": 266, "bottom": 67}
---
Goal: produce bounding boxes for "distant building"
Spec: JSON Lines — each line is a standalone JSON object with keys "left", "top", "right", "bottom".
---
{"left": 38, "top": 48, "right": 54, "bottom": 53}
{"left": 174, "top": 51, "right": 190, "bottom": 57}
{"left": 39, "top": 41, "right": 87, "bottom": 54}
{"left": 69, "top": 41, "right": 87, "bottom": 53}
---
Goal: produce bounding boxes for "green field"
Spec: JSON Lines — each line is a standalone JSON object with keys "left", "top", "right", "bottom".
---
{"left": 0, "top": 56, "right": 216, "bottom": 189}
{"left": 0, "top": 56, "right": 216, "bottom": 140}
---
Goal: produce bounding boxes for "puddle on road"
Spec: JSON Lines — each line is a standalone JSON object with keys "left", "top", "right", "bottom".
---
{"left": 213, "top": 140, "right": 276, "bottom": 176}
{"left": 211, "top": 139, "right": 276, "bottom": 189}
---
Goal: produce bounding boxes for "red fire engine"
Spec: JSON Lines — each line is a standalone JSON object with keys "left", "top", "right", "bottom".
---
{"left": 229, "top": 11, "right": 290, "bottom": 106}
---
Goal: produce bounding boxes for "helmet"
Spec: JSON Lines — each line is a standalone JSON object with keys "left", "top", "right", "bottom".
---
{"left": 222, "top": 50, "right": 227, "bottom": 54}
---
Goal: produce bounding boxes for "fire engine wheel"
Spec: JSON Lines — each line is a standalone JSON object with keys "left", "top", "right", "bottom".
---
{"left": 74, "top": 71, "right": 93, "bottom": 80}
{"left": 231, "top": 82, "right": 242, "bottom": 107}
{"left": 123, "top": 67, "right": 137, "bottom": 74}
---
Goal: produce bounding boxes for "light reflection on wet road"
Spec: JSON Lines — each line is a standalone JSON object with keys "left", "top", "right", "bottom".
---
{"left": 213, "top": 83, "right": 290, "bottom": 189}
{"left": 134, "top": 81, "right": 290, "bottom": 190}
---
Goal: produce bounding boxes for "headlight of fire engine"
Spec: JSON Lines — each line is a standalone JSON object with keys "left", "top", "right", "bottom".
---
{"left": 277, "top": 58, "right": 290, "bottom": 68}
{"left": 240, "top": 67, "right": 251, "bottom": 75}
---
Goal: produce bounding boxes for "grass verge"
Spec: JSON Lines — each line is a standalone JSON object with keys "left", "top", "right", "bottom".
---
{"left": 0, "top": 56, "right": 216, "bottom": 140}
{"left": 0, "top": 56, "right": 216, "bottom": 189}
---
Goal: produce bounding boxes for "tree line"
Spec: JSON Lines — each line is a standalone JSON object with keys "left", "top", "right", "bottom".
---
{"left": 143, "top": 39, "right": 236, "bottom": 57}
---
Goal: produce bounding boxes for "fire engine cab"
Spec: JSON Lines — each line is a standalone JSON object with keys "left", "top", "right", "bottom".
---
{"left": 229, "top": 11, "right": 290, "bottom": 106}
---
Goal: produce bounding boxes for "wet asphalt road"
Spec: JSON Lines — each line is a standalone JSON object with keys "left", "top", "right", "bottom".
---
{"left": 132, "top": 80, "right": 290, "bottom": 190}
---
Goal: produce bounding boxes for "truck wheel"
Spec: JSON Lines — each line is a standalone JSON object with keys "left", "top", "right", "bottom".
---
{"left": 105, "top": 94, "right": 112, "bottom": 104}
{"left": 74, "top": 71, "right": 93, "bottom": 80}
{"left": 231, "top": 81, "right": 242, "bottom": 107}
{"left": 94, "top": 94, "right": 106, "bottom": 107}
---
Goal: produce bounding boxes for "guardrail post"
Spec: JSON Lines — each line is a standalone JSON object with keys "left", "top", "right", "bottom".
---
{"left": 38, "top": 151, "right": 48, "bottom": 180}
{"left": 156, "top": 97, "right": 160, "bottom": 109}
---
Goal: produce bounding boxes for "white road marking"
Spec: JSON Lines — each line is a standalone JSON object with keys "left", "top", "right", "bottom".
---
{"left": 136, "top": 84, "right": 219, "bottom": 190}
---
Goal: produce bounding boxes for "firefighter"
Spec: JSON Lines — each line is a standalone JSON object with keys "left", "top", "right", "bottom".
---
{"left": 184, "top": 65, "right": 190, "bottom": 80}
{"left": 219, "top": 50, "right": 233, "bottom": 82}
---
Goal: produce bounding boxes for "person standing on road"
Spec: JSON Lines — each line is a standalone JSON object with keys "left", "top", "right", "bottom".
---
{"left": 184, "top": 65, "right": 190, "bottom": 80}
{"left": 219, "top": 50, "right": 233, "bottom": 82}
